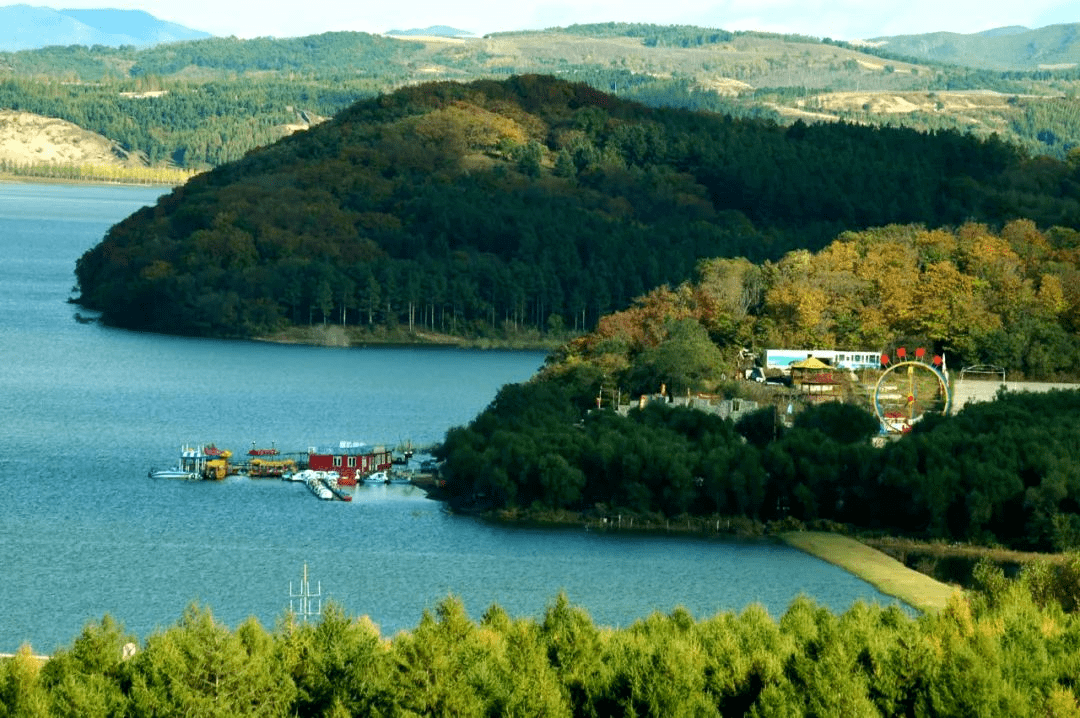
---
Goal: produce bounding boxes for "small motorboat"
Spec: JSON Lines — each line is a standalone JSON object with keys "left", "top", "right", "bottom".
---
{"left": 148, "top": 444, "right": 216, "bottom": 480}
{"left": 148, "top": 467, "right": 201, "bottom": 480}
{"left": 364, "top": 470, "right": 389, "bottom": 484}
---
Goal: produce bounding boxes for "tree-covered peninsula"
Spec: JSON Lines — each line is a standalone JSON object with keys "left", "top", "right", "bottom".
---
{"left": 434, "top": 217, "right": 1080, "bottom": 553}
{"left": 74, "top": 75, "right": 1080, "bottom": 340}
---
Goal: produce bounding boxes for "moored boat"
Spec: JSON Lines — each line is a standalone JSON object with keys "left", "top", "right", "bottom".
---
{"left": 305, "top": 475, "right": 333, "bottom": 500}
{"left": 364, "top": 470, "right": 389, "bottom": 485}
{"left": 148, "top": 445, "right": 217, "bottom": 480}
{"left": 148, "top": 467, "right": 201, "bottom": 480}
{"left": 285, "top": 469, "right": 310, "bottom": 482}
{"left": 247, "top": 442, "right": 297, "bottom": 477}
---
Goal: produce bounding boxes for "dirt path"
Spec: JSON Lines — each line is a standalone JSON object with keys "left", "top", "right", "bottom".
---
{"left": 780, "top": 531, "right": 960, "bottom": 613}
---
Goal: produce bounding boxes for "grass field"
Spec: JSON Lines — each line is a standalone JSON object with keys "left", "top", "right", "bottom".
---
{"left": 780, "top": 530, "right": 960, "bottom": 613}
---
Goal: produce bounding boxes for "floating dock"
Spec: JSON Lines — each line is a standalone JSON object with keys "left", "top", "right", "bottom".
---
{"left": 324, "top": 480, "right": 352, "bottom": 502}
{"left": 149, "top": 442, "right": 441, "bottom": 503}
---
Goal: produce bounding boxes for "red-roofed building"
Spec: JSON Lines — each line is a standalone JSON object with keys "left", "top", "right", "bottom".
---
{"left": 307, "top": 442, "right": 392, "bottom": 480}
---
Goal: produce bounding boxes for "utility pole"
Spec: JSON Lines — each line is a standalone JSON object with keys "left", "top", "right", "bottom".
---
{"left": 289, "top": 563, "right": 322, "bottom": 622}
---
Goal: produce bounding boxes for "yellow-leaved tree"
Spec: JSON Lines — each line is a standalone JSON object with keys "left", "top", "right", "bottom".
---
{"left": 693, "top": 256, "right": 763, "bottom": 347}
{"left": 911, "top": 260, "right": 1001, "bottom": 357}
{"left": 762, "top": 250, "right": 836, "bottom": 347}
{"left": 956, "top": 222, "right": 1033, "bottom": 318}
{"left": 849, "top": 227, "right": 922, "bottom": 345}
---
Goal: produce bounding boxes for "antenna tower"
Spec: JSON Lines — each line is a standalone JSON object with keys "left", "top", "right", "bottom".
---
{"left": 289, "top": 563, "right": 322, "bottom": 621}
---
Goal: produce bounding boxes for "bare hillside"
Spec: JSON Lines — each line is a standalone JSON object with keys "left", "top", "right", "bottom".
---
{"left": 0, "top": 111, "right": 144, "bottom": 167}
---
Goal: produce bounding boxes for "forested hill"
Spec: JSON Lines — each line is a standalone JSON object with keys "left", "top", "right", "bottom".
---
{"left": 871, "top": 23, "right": 1080, "bottom": 71}
{"left": 9, "top": 26, "right": 1080, "bottom": 169}
{"left": 75, "top": 75, "right": 1080, "bottom": 340}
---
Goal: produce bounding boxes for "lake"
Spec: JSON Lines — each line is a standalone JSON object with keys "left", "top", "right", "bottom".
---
{"left": 0, "top": 181, "right": 904, "bottom": 654}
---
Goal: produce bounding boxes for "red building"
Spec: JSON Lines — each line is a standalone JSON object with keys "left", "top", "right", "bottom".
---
{"left": 306, "top": 442, "right": 392, "bottom": 480}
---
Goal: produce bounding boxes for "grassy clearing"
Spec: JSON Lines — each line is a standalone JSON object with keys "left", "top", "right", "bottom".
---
{"left": 780, "top": 531, "right": 960, "bottom": 613}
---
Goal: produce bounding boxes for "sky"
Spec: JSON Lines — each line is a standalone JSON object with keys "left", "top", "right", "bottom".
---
{"left": 30, "top": 0, "right": 1080, "bottom": 40}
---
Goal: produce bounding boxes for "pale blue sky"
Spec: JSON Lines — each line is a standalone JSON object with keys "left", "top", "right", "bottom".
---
{"left": 30, "top": 0, "right": 1080, "bottom": 40}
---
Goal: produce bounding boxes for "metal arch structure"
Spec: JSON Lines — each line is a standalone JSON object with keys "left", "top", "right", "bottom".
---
{"left": 873, "top": 360, "right": 952, "bottom": 434}
{"left": 959, "top": 364, "right": 1006, "bottom": 383}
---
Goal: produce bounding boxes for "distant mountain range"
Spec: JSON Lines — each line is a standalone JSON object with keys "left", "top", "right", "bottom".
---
{"left": 868, "top": 23, "right": 1080, "bottom": 70}
{"left": 0, "top": 5, "right": 210, "bottom": 51}
{"left": 384, "top": 25, "right": 475, "bottom": 38}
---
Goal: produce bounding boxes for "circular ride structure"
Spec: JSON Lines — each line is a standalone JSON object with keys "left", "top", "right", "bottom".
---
{"left": 873, "top": 350, "right": 951, "bottom": 434}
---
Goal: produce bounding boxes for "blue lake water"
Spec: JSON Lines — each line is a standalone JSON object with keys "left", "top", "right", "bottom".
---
{"left": 0, "top": 181, "right": 905, "bottom": 654}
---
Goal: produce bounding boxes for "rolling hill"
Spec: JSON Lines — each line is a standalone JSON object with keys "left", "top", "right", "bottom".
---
{"left": 4, "top": 20, "right": 1080, "bottom": 175}
{"left": 870, "top": 23, "right": 1080, "bottom": 71}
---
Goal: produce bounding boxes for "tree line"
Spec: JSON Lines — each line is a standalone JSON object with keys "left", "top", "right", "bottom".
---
{"left": 0, "top": 159, "right": 194, "bottom": 185}
{"left": 5, "top": 563, "right": 1080, "bottom": 717}
{"left": 0, "top": 32, "right": 421, "bottom": 81}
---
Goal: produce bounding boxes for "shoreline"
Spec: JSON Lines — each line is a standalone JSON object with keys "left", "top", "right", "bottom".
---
{"left": 0, "top": 171, "right": 186, "bottom": 188}
{"left": 455, "top": 505, "right": 962, "bottom": 613}
{"left": 63, "top": 313, "right": 563, "bottom": 352}
{"left": 252, "top": 324, "right": 565, "bottom": 351}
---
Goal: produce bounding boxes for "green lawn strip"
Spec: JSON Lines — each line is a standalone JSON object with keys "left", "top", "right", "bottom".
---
{"left": 780, "top": 530, "right": 960, "bottom": 613}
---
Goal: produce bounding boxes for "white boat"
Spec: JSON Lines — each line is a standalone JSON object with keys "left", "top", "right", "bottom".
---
{"left": 148, "top": 445, "right": 211, "bottom": 480}
{"left": 290, "top": 469, "right": 315, "bottom": 482}
{"left": 364, "top": 470, "right": 389, "bottom": 484}
{"left": 305, "top": 475, "right": 333, "bottom": 500}
{"left": 148, "top": 467, "right": 200, "bottom": 480}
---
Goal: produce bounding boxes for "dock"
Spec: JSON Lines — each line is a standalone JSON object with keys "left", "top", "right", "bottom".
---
{"left": 323, "top": 478, "right": 352, "bottom": 502}
{"left": 149, "top": 442, "right": 441, "bottom": 504}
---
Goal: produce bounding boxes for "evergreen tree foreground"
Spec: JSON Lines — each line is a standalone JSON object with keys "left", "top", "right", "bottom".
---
{"left": 7, "top": 568, "right": 1080, "bottom": 717}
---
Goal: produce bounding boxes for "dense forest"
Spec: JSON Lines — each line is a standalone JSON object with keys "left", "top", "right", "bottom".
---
{"left": 0, "top": 77, "right": 375, "bottom": 167}
{"left": 0, "top": 33, "right": 423, "bottom": 168}
{"left": 74, "top": 75, "right": 1080, "bottom": 343}
{"left": 0, "top": 32, "right": 423, "bottom": 80}
{"left": 6, "top": 563, "right": 1080, "bottom": 717}
{"left": 438, "top": 376, "right": 1080, "bottom": 552}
